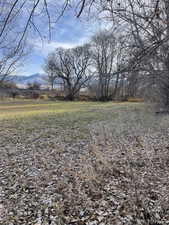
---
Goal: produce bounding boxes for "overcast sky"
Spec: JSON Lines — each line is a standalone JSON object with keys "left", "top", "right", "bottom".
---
{"left": 20, "top": 7, "right": 102, "bottom": 76}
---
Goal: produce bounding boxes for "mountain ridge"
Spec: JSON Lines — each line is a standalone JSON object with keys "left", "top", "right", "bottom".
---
{"left": 5, "top": 73, "right": 46, "bottom": 87}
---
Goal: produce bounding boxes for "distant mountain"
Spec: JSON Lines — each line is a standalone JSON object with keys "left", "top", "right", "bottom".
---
{"left": 8, "top": 73, "right": 46, "bottom": 87}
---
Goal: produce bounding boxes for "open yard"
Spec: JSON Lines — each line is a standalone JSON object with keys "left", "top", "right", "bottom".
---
{"left": 1, "top": 100, "right": 169, "bottom": 225}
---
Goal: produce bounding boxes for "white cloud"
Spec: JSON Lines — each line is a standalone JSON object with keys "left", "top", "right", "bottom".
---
{"left": 30, "top": 37, "right": 89, "bottom": 56}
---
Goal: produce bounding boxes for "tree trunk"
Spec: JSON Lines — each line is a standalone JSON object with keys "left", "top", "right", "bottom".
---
{"left": 65, "top": 93, "right": 75, "bottom": 101}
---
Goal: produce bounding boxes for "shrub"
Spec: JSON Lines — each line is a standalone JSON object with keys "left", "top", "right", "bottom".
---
{"left": 79, "top": 94, "right": 90, "bottom": 101}
{"left": 31, "top": 91, "right": 40, "bottom": 99}
{"left": 27, "top": 82, "right": 41, "bottom": 90}
{"left": 39, "top": 94, "right": 48, "bottom": 100}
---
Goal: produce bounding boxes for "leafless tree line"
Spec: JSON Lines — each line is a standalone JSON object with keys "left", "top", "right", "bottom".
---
{"left": 1, "top": 0, "right": 169, "bottom": 105}
{"left": 42, "top": 0, "right": 169, "bottom": 104}
{"left": 44, "top": 30, "right": 129, "bottom": 101}
{"left": 76, "top": 0, "right": 169, "bottom": 106}
{"left": 71, "top": 0, "right": 169, "bottom": 105}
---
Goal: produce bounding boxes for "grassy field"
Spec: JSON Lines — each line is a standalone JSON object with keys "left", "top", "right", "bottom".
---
{"left": 1, "top": 100, "right": 169, "bottom": 225}
{"left": 0, "top": 100, "right": 116, "bottom": 120}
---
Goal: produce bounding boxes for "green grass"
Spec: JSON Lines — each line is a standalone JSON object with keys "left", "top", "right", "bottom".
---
{"left": 0, "top": 100, "right": 143, "bottom": 144}
{"left": 0, "top": 100, "right": 142, "bottom": 119}
{"left": 0, "top": 100, "right": 144, "bottom": 136}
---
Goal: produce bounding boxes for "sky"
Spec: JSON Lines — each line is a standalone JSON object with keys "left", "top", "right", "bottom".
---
{"left": 19, "top": 7, "right": 102, "bottom": 76}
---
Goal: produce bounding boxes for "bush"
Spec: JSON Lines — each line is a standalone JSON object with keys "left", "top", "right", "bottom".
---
{"left": 31, "top": 91, "right": 40, "bottom": 99}
{"left": 27, "top": 82, "right": 41, "bottom": 90}
{"left": 39, "top": 94, "right": 48, "bottom": 100}
{"left": 78, "top": 94, "right": 90, "bottom": 101}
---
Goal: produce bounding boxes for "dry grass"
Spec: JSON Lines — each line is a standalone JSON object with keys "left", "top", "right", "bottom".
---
{"left": 0, "top": 101, "right": 169, "bottom": 224}
{"left": 127, "top": 97, "right": 144, "bottom": 102}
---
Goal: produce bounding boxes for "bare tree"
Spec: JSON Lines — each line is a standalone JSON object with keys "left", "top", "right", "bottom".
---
{"left": 44, "top": 44, "right": 92, "bottom": 100}
{"left": 0, "top": 0, "right": 38, "bottom": 82}
{"left": 107, "top": 0, "right": 169, "bottom": 106}
{"left": 27, "top": 81, "right": 41, "bottom": 90}
{"left": 0, "top": 1, "right": 165, "bottom": 78}
{"left": 0, "top": 0, "right": 79, "bottom": 83}
{"left": 3, "top": 0, "right": 169, "bottom": 105}
{"left": 43, "top": 64, "right": 57, "bottom": 90}
{"left": 91, "top": 30, "right": 116, "bottom": 101}
{"left": 69, "top": 0, "right": 169, "bottom": 105}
